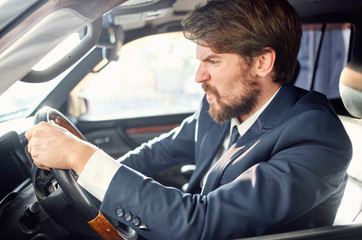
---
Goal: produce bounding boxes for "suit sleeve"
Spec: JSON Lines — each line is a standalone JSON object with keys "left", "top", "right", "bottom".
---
{"left": 118, "top": 110, "right": 199, "bottom": 176}
{"left": 99, "top": 108, "right": 352, "bottom": 239}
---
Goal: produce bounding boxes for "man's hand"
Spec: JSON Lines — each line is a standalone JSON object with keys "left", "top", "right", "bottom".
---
{"left": 25, "top": 121, "right": 98, "bottom": 175}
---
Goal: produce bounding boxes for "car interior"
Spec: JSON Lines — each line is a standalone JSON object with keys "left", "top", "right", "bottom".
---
{"left": 0, "top": 0, "right": 362, "bottom": 239}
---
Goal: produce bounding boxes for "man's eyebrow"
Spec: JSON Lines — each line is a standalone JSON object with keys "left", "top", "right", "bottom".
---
{"left": 201, "top": 54, "right": 221, "bottom": 62}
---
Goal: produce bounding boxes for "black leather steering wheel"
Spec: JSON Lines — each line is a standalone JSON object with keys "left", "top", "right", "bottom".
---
{"left": 31, "top": 107, "right": 137, "bottom": 240}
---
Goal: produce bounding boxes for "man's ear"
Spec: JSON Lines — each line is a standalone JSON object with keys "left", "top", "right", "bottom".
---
{"left": 254, "top": 47, "right": 276, "bottom": 77}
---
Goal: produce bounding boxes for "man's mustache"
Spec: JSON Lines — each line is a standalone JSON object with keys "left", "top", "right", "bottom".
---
{"left": 202, "top": 83, "right": 219, "bottom": 97}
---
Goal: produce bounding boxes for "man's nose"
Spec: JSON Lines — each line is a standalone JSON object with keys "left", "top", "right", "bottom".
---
{"left": 195, "top": 63, "right": 210, "bottom": 83}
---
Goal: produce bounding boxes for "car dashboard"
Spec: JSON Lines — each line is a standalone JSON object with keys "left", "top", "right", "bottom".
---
{"left": 0, "top": 118, "right": 100, "bottom": 239}
{"left": 0, "top": 119, "right": 33, "bottom": 201}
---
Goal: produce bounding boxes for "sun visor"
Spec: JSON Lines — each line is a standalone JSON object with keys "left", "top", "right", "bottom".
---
{"left": 0, "top": 0, "right": 127, "bottom": 95}
{"left": 0, "top": 9, "right": 91, "bottom": 92}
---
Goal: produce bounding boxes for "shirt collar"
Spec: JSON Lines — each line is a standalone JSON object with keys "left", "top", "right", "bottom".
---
{"left": 230, "top": 87, "right": 281, "bottom": 138}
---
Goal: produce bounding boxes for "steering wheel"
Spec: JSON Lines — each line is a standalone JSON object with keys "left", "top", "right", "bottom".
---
{"left": 31, "top": 107, "right": 138, "bottom": 240}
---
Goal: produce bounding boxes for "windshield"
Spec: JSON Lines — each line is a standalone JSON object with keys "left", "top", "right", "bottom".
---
{"left": 0, "top": 80, "right": 60, "bottom": 122}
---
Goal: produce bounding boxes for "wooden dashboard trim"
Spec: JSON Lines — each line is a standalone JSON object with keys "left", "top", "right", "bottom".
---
{"left": 126, "top": 124, "right": 180, "bottom": 135}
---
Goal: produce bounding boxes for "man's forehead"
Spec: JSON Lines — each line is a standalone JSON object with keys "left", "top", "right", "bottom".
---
{"left": 196, "top": 44, "right": 211, "bottom": 53}
{"left": 196, "top": 44, "right": 242, "bottom": 62}
{"left": 196, "top": 44, "right": 220, "bottom": 59}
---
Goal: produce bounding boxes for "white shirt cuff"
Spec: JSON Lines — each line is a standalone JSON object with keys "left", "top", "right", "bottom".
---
{"left": 77, "top": 149, "right": 121, "bottom": 201}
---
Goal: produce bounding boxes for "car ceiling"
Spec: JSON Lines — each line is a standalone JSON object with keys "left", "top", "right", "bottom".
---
{"left": 290, "top": 0, "right": 362, "bottom": 22}
{"left": 0, "top": 0, "right": 362, "bottom": 96}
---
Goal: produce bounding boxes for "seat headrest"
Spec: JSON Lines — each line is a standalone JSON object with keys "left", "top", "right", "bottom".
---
{"left": 339, "top": 57, "right": 362, "bottom": 118}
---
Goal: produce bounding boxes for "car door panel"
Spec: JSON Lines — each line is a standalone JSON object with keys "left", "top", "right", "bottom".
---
{"left": 82, "top": 123, "right": 181, "bottom": 158}
{"left": 76, "top": 113, "right": 191, "bottom": 189}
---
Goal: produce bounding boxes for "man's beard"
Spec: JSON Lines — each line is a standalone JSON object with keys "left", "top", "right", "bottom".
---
{"left": 203, "top": 77, "right": 260, "bottom": 123}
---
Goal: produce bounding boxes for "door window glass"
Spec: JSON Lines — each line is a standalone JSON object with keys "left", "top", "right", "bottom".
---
{"left": 69, "top": 32, "right": 203, "bottom": 120}
{"left": 295, "top": 24, "right": 351, "bottom": 99}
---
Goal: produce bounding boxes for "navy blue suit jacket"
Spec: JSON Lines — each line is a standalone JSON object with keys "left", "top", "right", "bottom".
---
{"left": 100, "top": 85, "right": 352, "bottom": 239}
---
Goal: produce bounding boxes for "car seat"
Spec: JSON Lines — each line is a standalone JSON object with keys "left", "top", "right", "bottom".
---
{"left": 334, "top": 56, "right": 362, "bottom": 224}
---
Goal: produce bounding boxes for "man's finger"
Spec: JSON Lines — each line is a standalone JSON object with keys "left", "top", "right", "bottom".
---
{"left": 34, "top": 159, "right": 50, "bottom": 171}
{"left": 25, "top": 126, "right": 34, "bottom": 141}
{"left": 27, "top": 144, "right": 32, "bottom": 154}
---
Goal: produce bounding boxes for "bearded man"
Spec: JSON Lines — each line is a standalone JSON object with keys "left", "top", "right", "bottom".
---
{"left": 26, "top": 0, "right": 352, "bottom": 239}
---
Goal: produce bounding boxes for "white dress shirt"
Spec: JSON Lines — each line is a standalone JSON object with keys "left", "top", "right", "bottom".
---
{"left": 78, "top": 88, "right": 280, "bottom": 201}
{"left": 201, "top": 88, "right": 279, "bottom": 187}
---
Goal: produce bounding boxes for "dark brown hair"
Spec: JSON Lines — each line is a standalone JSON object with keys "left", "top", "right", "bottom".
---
{"left": 182, "top": 0, "right": 302, "bottom": 84}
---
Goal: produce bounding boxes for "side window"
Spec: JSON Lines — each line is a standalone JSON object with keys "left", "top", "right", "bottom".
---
{"left": 295, "top": 24, "right": 351, "bottom": 99}
{"left": 69, "top": 25, "right": 352, "bottom": 120}
{"left": 69, "top": 32, "right": 203, "bottom": 120}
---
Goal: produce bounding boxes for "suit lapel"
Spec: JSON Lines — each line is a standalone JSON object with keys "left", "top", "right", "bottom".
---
{"left": 187, "top": 121, "right": 229, "bottom": 193}
{"left": 201, "top": 85, "right": 298, "bottom": 195}
{"left": 201, "top": 120, "right": 270, "bottom": 194}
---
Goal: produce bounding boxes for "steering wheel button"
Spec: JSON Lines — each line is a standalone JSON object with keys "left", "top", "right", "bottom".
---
{"left": 132, "top": 217, "right": 141, "bottom": 226}
{"left": 116, "top": 208, "right": 125, "bottom": 217}
{"left": 124, "top": 212, "right": 133, "bottom": 221}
